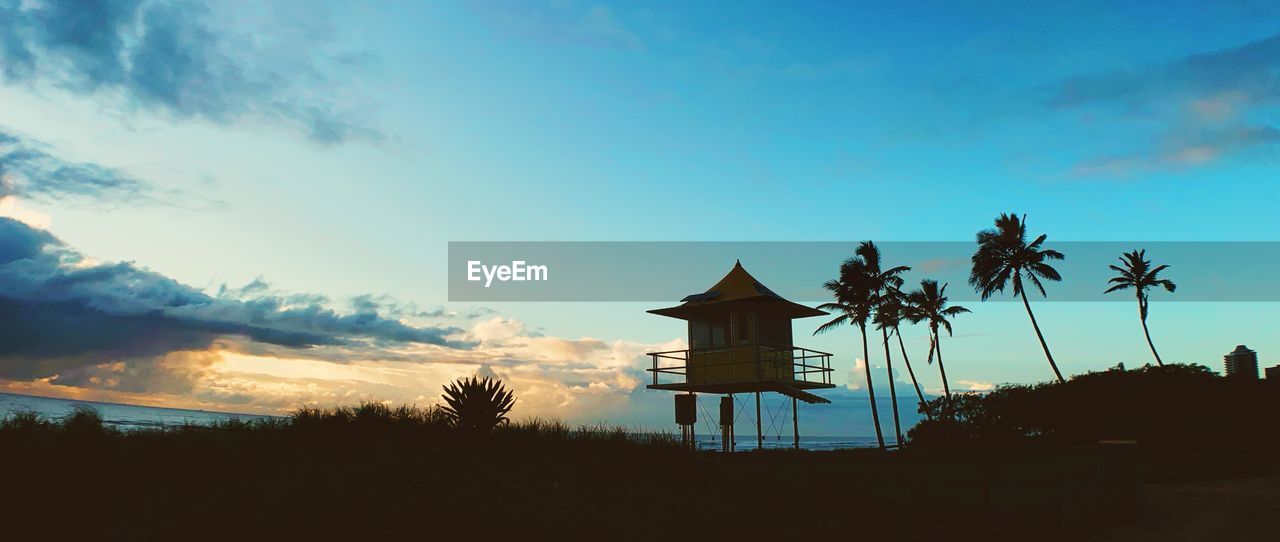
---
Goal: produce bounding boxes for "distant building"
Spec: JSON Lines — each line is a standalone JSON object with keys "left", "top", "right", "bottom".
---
{"left": 1265, "top": 365, "right": 1280, "bottom": 380}
{"left": 1223, "top": 345, "right": 1259, "bottom": 379}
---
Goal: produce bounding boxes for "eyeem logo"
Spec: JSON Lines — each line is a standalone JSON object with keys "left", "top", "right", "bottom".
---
{"left": 467, "top": 260, "right": 549, "bottom": 287}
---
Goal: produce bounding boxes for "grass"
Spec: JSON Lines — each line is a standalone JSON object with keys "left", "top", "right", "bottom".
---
{"left": 0, "top": 401, "right": 1112, "bottom": 540}
{"left": 9, "top": 367, "right": 1265, "bottom": 541}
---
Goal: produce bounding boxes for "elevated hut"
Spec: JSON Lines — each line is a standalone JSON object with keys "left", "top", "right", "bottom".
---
{"left": 646, "top": 261, "right": 833, "bottom": 450}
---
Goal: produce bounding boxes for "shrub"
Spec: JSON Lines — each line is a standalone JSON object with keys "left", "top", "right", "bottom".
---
{"left": 906, "top": 362, "right": 1279, "bottom": 459}
{"left": 0, "top": 410, "right": 51, "bottom": 433}
{"left": 63, "top": 406, "right": 110, "bottom": 436}
{"left": 441, "top": 376, "right": 515, "bottom": 433}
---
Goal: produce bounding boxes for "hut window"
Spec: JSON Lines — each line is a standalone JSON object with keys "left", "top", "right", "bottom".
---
{"left": 757, "top": 316, "right": 792, "bottom": 346}
{"left": 732, "top": 312, "right": 756, "bottom": 345}
{"left": 689, "top": 320, "right": 728, "bottom": 349}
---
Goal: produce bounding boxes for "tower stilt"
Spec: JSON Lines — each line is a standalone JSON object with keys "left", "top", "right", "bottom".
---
{"left": 755, "top": 391, "right": 763, "bottom": 450}
{"left": 792, "top": 396, "right": 799, "bottom": 450}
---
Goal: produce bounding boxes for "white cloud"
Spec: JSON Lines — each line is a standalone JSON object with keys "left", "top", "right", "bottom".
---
{"left": 0, "top": 196, "right": 50, "bottom": 228}
{"left": 954, "top": 379, "right": 995, "bottom": 392}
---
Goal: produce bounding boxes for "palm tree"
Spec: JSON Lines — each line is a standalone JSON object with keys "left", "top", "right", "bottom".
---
{"left": 876, "top": 291, "right": 927, "bottom": 410}
{"left": 873, "top": 290, "right": 922, "bottom": 441}
{"left": 815, "top": 242, "right": 907, "bottom": 450}
{"left": 969, "top": 213, "right": 1066, "bottom": 383}
{"left": 1105, "top": 249, "right": 1176, "bottom": 366}
{"left": 816, "top": 264, "right": 881, "bottom": 449}
{"left": 906, "top": 280, "right": 969, "bottom": 399}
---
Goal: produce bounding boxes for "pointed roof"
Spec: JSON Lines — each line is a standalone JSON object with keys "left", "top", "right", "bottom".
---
{"left": 647, "top": 260, "right": 826, "bottom": 320}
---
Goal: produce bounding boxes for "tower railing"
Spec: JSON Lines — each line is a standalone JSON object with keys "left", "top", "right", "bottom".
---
{"left": 646, "top": 343, "right": 833, "bottom": 387}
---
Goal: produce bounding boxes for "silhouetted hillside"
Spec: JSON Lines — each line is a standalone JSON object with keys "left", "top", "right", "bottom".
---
{"left": 908, "top": 364, "right": 1280, "bottom": 480}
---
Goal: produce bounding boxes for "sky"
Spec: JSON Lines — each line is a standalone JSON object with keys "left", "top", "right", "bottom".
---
{"left": 0, "top": 0, "right": 1278, "bottom": 436}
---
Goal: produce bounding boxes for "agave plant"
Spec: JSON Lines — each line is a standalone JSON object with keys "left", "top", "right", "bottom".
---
{"left": 441, "top": 376, "right": 516, "bottom": 432}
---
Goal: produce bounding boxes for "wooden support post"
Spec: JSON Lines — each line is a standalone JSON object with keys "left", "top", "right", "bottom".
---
{"left": 755, "top": 391, "right": 762, "bottom": 451}
{"left": 729, "top": 393, "right": 735, "bottom": 452}
{"left": 792, "top": 396, "right": 799, "bottom": 450}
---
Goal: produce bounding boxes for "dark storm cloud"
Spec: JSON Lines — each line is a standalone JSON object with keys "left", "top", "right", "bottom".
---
{"left": 0, "top": 0, "right": 378, "bottom": 144}
{"left": 0, "top": 217, "right": 471, "bottom": 381}
{"left": 0, "top": 216, "right": 54, "bottom": 264}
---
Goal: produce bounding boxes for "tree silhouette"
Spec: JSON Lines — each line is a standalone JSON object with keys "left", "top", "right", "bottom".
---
{"left": 441, "top": 376, "right": 515, "bottom": 433}
{"left": 873, "top": 287, "right": 917, "bottom": 443}
{"left": 1105, "top": 249, "right": 1177, "bottom": 366}
{"left": 815, "top": 242, "right": 906, "bottom": 450}
{"left": 906, "top": 280, "right": 969, "bottom": 400}
{"left": 969, "top": 213, "right": 1066, "bottom": 383}
{"left": 876, "top": 290, "right": 927, "bottom": 412}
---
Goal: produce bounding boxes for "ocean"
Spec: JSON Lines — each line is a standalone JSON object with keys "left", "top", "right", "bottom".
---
{"left": 691, "top": 435, "right": 881, "bottom": 451}
{"left": 0, "top": 392, "right": 879, "bottom": 450}
{"left": 0, "top": 392, "right": 275, "bottom": 431}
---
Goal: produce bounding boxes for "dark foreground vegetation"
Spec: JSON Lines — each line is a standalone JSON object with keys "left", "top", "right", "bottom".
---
{"left": 2, "top": 365, "right": 1275, "bottom": 540}
{"left": 909, "top": 364, "right": 1280, "bottom": 481}
{"left": 0, "top": 404, "right": 1111, "bottom": 540}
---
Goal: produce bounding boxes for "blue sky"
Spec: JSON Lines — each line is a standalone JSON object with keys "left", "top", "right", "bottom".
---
{"left": 0, "top": 1, "right": 1278, "bottom": 435}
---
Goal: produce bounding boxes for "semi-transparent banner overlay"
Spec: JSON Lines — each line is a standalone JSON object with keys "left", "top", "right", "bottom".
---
{"left": 448, "top": 242, "right": 1278, "bottom": 302}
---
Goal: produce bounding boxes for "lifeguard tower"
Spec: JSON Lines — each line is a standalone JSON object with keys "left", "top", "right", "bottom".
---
{"left": 646, "top": 261, "right": 834, "bottom": 450}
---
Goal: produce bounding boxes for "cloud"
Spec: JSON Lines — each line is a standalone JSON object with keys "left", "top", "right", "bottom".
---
{"left": 0, "top": 196, "right": 50, "bottom": 228}
{"left": 0, "top": 217, "right": 470, "bottom": 382}
{"left": 0, "top": 217, "right": 678, "bottom": 420}
{"left": 0, "top": 128, "right": 156, "bottom": 203}
{"left": 1044, "top": 32, "right": 1280, "bottom": 176}
{"left": 914, "top": 257, "right": 968, "bottom": 275}
{"left": 1069, "top": 125, "right": 1280, "bottom": 177}
{"left": 0, "top": 0, "right": 379, "bottom": 144}
{"left": 1045, "top": 33, "right": 1280, "bottom": 110}
{"left": 953, "top": 379, "right": 995, "bottom": 392}
{"left": 846, "top": 359, "right": 867, "bottom": 390}
{"left": 470, "top": 2, "right": 643, "bottom": 51}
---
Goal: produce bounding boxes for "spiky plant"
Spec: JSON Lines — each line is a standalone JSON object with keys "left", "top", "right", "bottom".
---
{"left": 441, "top": 376, "right": 516, "bottom": 433}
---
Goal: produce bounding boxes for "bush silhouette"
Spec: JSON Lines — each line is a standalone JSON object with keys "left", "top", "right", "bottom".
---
{"left": 907, "top": 363, "right": 1280, "bottom": 477}
{"left": 63, "top": 406, "right": 109, "bottom": 436}
{"left": 441, "top": 376, "right": 515, "bottom": 433}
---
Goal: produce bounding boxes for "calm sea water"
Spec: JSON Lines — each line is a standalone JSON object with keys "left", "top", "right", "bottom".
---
{"left": 0, "top": 392, "right": 877, "bottom": 450}
{"left": 0, "top": 392, "right": 274, "bottom": 430}
{"left": 692, "top": 435, "right": 881, "bottom": 451}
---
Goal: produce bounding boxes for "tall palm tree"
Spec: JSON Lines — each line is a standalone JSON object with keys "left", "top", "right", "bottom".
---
{"left": 907, "top": 280, "right": 969, "bottom": 399}
{"left": 871, "top": 300, "right": 903, "bottom": 445}
{"left": 969, "top": 213, "right": 1067, "bottom": 383}
{"left": 1105, "top": 249, "right": 1176, "bottom": 366}
{"left": 816, "top": 261, "right": 881, "bottom": 449}
{"left": 877, "top": 291, "right": 927, "bottom": 410}
{"left": 815, "top": 242, "right": 908, "bottom": 450}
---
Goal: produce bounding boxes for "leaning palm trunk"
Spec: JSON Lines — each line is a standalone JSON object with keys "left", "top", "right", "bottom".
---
{"left": 932, "top": 326, "right": 952, "bottom": 400}
{"left": 895, "top": 328, "right": 926, "bottom": 410}
{"left": 1139, "top": 298, "right": 1164, "bottom": 366}
{"left": 881, "top": 327, "right": 902, "bottom": 446}
{"left": 1019, "top": 290, "right": 1064, "bottom": 383}
{"left": 859, "top": 323, "right": 885, "bottom": 450}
